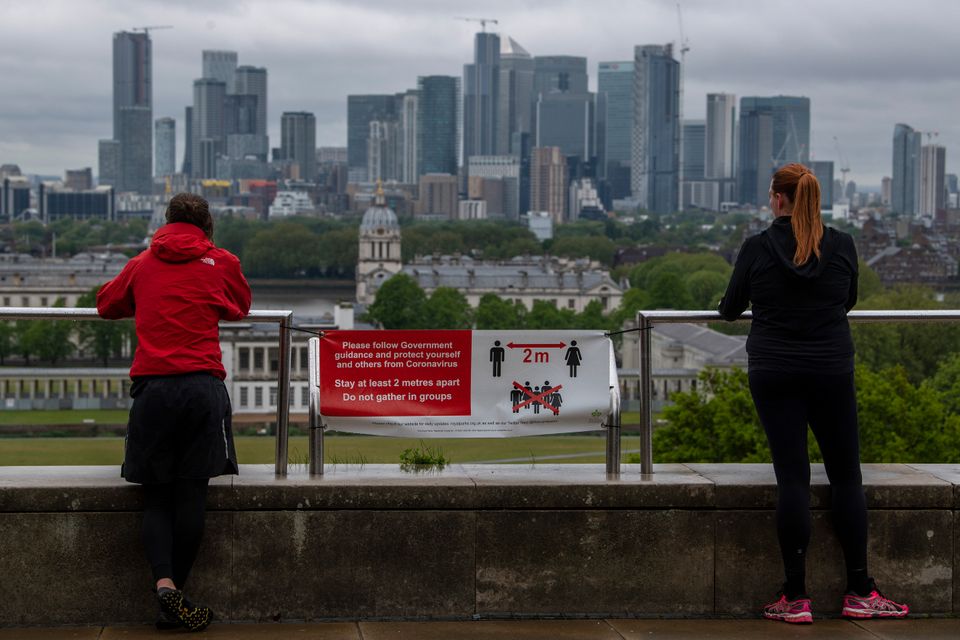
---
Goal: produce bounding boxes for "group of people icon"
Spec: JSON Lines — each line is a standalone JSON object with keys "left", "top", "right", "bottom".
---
{"left": 510, "top": 381, "right": 563, "bottom": 415}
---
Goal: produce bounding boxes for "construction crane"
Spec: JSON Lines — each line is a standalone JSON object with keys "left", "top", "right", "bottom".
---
{"left": 455, "top": 17, "right": 499, "bottom": 32}
{"left": 131, "top": 25, "right": 173, "bottom": 36}
{"left": 832, "top": 136, "right": 851, "bottom": 198}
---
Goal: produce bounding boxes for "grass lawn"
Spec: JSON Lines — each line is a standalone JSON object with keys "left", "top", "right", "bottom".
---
{"left": 0, "top": 434, "right": 643, "bottom": 466}
{"left": 0, "top": 410, "right": 130, "bottom": 425}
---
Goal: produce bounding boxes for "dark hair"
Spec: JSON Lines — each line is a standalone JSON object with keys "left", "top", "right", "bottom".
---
{"left": 772, "top": 163, "right": 822, "bottom": 265}
{"left": 165, "top": 193, "right": 214, "bottom": 239}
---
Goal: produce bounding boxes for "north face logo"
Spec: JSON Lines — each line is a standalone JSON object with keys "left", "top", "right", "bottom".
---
{"left": 201, "top": 257, "right": 216, "bottom": 266}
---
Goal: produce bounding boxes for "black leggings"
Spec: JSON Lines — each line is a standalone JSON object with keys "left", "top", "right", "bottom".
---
{"left": 748, "top": 370, "right": 868, "bottom": 587}
{"left": 142, "top": 478, "right": 210, "bottom": 588}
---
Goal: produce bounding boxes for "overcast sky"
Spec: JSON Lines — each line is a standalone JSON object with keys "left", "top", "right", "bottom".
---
{"left": 1, "top": 0, "right": 957, "bottom": 187}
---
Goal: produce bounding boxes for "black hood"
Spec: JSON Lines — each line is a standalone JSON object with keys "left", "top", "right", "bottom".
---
{"left": 761, "top": 216, "right": 839, "bottom": 280}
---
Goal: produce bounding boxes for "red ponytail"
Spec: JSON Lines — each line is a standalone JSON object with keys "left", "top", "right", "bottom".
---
{"left": 773, "top": 163, "right": 822, "bottom": 265}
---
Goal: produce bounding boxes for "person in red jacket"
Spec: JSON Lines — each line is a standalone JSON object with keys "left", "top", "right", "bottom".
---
{"left": 98, "top": 193, "right": 251, "bottom": 632}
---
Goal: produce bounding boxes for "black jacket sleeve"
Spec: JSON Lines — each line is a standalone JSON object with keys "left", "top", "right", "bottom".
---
{"left": 718, "top": 236, "right": 758, "bottom": 321}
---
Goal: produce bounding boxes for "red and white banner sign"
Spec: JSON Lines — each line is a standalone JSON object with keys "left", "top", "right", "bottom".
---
{"left": 318, "top": 330, "right": 612, "bottom": 437}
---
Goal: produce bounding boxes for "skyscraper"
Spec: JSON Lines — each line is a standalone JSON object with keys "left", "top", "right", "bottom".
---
{"left": 118, "top": 106, "right": 153, "bottom": 193}
{"left": 416, "top": 76, "right": 459, "bottom": 177}
{"left": 533, "top": 56, "right": 593, "bottom": 162}
{"left": 400, "top": 90, "right": 419, "bottom": 184}
{"left": 497, "top": 37, "right": 534, "bottom": 155}
{"left": 98, "top": 139, "right": 121, "bottom": 187}
{"left": 463, "top": 32, "right": 500, "bottom": 165}
{"left": 234, "top": 65, "right": 269, "bottom": 159}
{"left": 631, "top": 44, "right": 680, "bottom": 214}
{"left": 705, "top": 93, "right": 736, "bottom": 180}
{"left": 892, "top": 123, "right": 922, "bottom": 215}
{"left": 202, "top": 50, "right": 238, "bottom": 93}
{"left": 810, "top": 160, "right": 834, "bottom": 207}
{"left": 598, "top": 61, "right": 633, "bottom": 200}
{"left": 737, "top": 96, "right": 810, "bottom": 206}
{"left": 347, "top": 95, "right": 398, "bottom": 183}
{"left": 682, "top": 120, "right": 705, "bottom": 181}
{"left": 530, "top": 146, "right": 567, "bottom": 222}
{"left": 919, "top": 144, "right": 946, "bottom": 217}
{"left": 191, "top": 78, "right": 227, "bottom": 178}
{"left": 154, "top": 117, "right": 176, "bottom": 178}
{"left": 281, "top": 111, "right": 317, "bottom": 181}
{"left": 182, "top": 106, "right": 193, "bottom": 175}
{"left": 112, "top": 31, "right": 152, "bottom": 193}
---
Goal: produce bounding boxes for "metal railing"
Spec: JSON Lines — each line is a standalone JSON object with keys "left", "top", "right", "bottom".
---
{"left": 635, "top": 309, "right": 960, "bottom": 475}
{"left": 0, "top": 307, "right": 294, "bottom": 477}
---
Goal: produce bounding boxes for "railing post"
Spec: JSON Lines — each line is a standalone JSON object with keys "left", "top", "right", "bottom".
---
{"left": 605, "top": 386, "right": 621, "bottom": 477}
{"left": 274, "top": 312, "right": 293, "bottom": 477}
{"left": 639, "top": 312, "right": 654, "bottom": 475}
{"left": 308, "top": 337, "right": 324, "bottom": 477}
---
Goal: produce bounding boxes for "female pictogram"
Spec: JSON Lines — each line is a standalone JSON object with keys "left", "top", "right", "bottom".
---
{"left": 564, "top": 340, "right": 582, "bottom": 377}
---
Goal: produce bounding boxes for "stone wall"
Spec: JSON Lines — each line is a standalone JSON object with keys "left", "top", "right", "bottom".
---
{"left": 0, "top": 463, "right": 957, "bottom": 625}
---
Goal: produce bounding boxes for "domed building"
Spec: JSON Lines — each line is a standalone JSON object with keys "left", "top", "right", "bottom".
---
{"left": 355, "top": 184, "right": 402, "bottom": 304}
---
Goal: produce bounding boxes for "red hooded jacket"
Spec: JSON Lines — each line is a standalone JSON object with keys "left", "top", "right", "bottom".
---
{"left": 97, "top": 222, "right": 252, "bottom": 380}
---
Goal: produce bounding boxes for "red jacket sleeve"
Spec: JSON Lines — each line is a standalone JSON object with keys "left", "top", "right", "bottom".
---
{"left": 220, "top": 252, "right": 252, "bottom": 321}
{"left": 96, "top": 259, "right": 138, "bottom": 319}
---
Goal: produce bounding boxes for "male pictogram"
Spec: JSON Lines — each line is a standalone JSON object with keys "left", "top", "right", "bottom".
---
{"left": 490, "top": 340, "right": 505, "bottom": 377}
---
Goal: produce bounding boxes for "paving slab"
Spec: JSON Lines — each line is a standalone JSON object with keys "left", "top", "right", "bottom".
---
{"left": 852, "top": 618, "right": 960, "bottom": 639}
{"left": 608, "top": 618, "right": 876, "bottom": 638}
{"left": 0, "top": 629, "right": 101, "bottom": 640}
{"left": 229, "top": 464, "right": 478, "bottom": 510}
{"left": 100, "top": 622, "right": 360, "bottom": 638}
{"left": 908, "top": 464, "right": 960, "bottom": 508}
{"left": 463, "top": 463, "right": 714, "bottom": 509}
{"left": 360, "top": 620, "right": 622, "bottom": 640}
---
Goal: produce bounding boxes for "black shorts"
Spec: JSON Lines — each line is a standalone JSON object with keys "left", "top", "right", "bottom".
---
{"left": 122, "top": 373, "right": 239, "bottom": 485}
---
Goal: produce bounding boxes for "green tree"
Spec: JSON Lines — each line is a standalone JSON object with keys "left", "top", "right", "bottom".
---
{"left": 925, "top": 353, "right": 960, "bottom": 416}
{"left": 14, "top": 321, "right": 39, "bottom": 365}
{"left": 422, "top": 287, "right": 473, "bottom": 329}
{"left": 857, "top": 261, "right": 883, "bottom": 301}
{"left": 853, "top": 285, "right": 960, "bottom": 383}
{"left": 550, "top": 236, "right": 617, "bottom": 266}
{"left": 76, "top": 287, "right": 133, "bottom": 366}
{"left": 857, "top": 365, "right": 960, "bottom": 463}
{"left": 363, "top": 274, "right": 427, "bottom": 329}
{"left": 316, "top": 226, "right": 359, "bottom": 277}
{"left": 474, "top": 293, "right": 528, "bottom": 330}
{"left": 0, "top": 321, "right": 14, "bottom": 365}
{"left": 242, "top": 222, "right": 322, "bottom": 277}
{"left": 686, "top": 270, "right": 729, "bottom": 309}
{"left": 31, "top": 299, "right": 75, "bottom": 365}
{"left": 654, "top": 368, "right": 770, "bottom": 463}
{"left": 647, "top": 271, "right": 693, "bottom": 309}
{"left": 523, "top": 300, "right": 578, "bottom": 329}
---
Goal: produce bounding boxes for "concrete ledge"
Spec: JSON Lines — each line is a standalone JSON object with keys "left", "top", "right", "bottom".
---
{"left": 0, "top": 463, "right": 957, "bottom": 625}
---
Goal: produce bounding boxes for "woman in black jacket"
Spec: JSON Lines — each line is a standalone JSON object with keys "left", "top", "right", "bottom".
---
{"left": 719, "top": 163, "right": 908, "bottom": 624}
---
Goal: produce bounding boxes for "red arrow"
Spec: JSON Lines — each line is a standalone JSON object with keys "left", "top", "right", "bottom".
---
{"left": 506, "top": 342, "right": 566, "bottom": 349}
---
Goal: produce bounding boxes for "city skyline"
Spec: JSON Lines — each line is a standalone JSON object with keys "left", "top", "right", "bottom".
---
{"left": 1, "top": 0, "right": 957, "bottom": 186}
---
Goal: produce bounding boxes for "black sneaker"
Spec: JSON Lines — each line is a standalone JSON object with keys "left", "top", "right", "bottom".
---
{"left": 157, "top": 588, "right": 213, "bottom": 632}
{"left": 155, "top": 608, "right": 181, "bottom": 630}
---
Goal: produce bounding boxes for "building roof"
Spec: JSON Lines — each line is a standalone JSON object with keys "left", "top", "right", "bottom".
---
{"left": 501, "top": 36, "right": 530, "bottom": 57}
{"left": 401, "top": 255, "right": 621, "bottom": 293}
{"left": 652, "top": 323, "right": 747, "bottom": 366}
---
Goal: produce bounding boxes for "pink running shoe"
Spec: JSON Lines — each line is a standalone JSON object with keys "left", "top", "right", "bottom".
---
{"left": 763, "top": 593, "right": 813, "bottom": 624}
{"left": 842, "top": 585, "right": 909, "bottom": 619}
